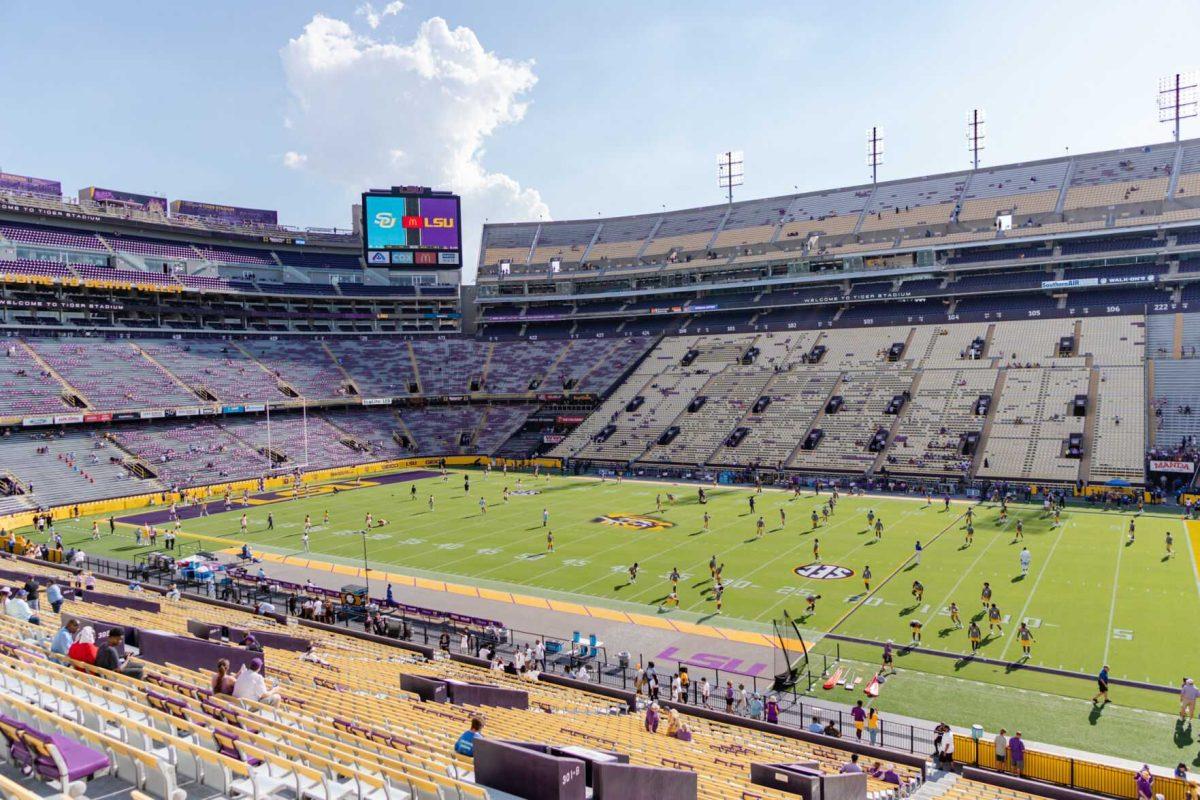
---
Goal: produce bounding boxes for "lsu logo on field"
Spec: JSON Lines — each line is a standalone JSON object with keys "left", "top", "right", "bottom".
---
{"left": 793, "top": 563, "right": 854, "bottom": 580}
{"left": 511, "top": 489, "right": 541, "bottom": 496}
{"left": 593, "top": 513, "right": 675, "bottom": 531}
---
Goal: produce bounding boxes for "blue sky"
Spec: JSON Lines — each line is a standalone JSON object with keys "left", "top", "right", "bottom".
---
{"left": 1, "top": 1, "right": 1198, "bottom": 280}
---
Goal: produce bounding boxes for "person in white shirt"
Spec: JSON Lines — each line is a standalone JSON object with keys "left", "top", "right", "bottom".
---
{"left": 514, "top": 649, "right": 526, "bottom": 671}
{"left": 5, "top": 590, "right": 38, "bottom": 624}
{"left": 232, "top": 658, "right": 279, "bottom": 706}
{"left": 1019, "top": 547, "right": 1032, "bottom": 576}
{"left": 699, "top": 677, "right": 711, "bottom": 708}
{"left": 534, "top": 640, "right": 545, "bottom": 666}
{"left": 576, "top": 664, "right": 590, "bottom": 681}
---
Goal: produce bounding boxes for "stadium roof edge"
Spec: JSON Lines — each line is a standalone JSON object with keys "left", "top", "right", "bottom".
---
{"left": 480, "top": 135, "right": 1200, "bottom": 232}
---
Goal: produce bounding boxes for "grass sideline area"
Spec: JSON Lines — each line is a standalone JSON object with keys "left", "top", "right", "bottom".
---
{"left": 17, "top": 468, "right": 1200, "bottom": 767}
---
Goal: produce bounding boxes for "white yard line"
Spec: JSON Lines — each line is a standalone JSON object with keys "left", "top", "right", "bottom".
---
{"left": 996, "top": 515, "right": 1069, "bottom": 660}
{"left": 1101, "top": 526, "right": 1128, "bottom": 666}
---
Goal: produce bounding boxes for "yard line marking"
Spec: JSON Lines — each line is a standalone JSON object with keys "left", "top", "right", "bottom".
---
{"left": 1101, "top": 524, "right": 1127, "bottom": 665}
{"left": 746, "top": 503, "right": 930, "bottom": 624}
{"left": 996, "top": 512, "right": 1068, "bottom": 661}
{"left": 825, "top": 509, "right": 966, "bottom": 635}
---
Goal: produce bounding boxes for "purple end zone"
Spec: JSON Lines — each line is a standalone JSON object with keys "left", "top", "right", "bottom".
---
{"left": 117, "top": 469, "right": 442, "bottom": 527}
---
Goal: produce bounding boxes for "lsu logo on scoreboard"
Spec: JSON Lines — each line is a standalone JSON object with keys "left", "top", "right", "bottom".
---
{"left": 593, "top": 513, "right": 675, "bottom": 531}
{"left": 401, "top": 215, "right": 456, "bottom": 229}
{"left": 792, "top": 563, "right": 854, "bottom": 580}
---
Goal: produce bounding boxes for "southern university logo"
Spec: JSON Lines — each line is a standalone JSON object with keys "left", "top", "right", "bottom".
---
{"left": 793, "top": 563, "right": 854, "bottom": 580}
{"left": 593, "top": 513, "right": 675, "bottom": 531}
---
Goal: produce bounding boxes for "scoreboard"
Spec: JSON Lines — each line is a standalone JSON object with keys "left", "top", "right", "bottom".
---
{"left": 362, "top": 188, "right": 462, "bottom": 269}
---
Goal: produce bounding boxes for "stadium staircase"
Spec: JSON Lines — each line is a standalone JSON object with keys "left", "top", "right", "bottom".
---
{"left": 539, "top": 340, "right": 575, "bottom": 390}
{"left": 230, "top": 341, "right": 301, "bottom": 398}
{"left": 1078, "top": 367, "right": 1101, "bottom": 482}
{"left": 93, "top": 233, "right": 118, "bottom": 257}
{"left": 1168, "top": 144, "right": 1185, "bottom": 199}
{"left": 391, "top": 409, "right": 420, "bottom": 451}
{"left": 870, "top": 371, "right": 923, "bottom": 474}
{"left": 405, "top": 341, "right": 424, "bottom": 395}
{"left": 1053, "top": 158, "right": 1076, "bottom": 214}
{"left": 321, "top": 342, "right": 362, "bottom": 396}
{"left": 784, "top": 373, "right": 845, "bottom": 466}
{"left": 910, "top": 768, "right": 959, "bottom": 800}
{"left": 129, "top": 342, "right": 201, "bottom": 400}
{"left": 970, "top": 370, "right": 1006, "bottom": 478}
{"left": 478, "top": 343, "right": 496, "bottom": 391}
{"left": 16, "top": 340, "right": 90, "bottom": 409}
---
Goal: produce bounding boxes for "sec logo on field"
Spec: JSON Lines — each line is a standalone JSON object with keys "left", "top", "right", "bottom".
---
{"left": 793, "top": 563, "right": 854, "bottom": 580}
{"left": 593, "top": 513, "right": 675, "bottom": 531}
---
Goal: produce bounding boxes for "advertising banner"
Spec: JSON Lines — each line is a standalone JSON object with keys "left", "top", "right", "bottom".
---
{"left": 81, "top": 186, "right": 168, "bottom": 214}
{"left": 1149, "top": 460, "right": 1195, "bottom": 474}
{"left": 171, "top": 199, "right": 278, "bottom": 226}
{"left": 0, "top": 172, "right": 61, "bottom": 197}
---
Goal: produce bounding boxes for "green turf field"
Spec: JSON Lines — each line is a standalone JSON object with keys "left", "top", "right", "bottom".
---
{"left": 21, "top": 469, "right": 1200, "bottom": 767}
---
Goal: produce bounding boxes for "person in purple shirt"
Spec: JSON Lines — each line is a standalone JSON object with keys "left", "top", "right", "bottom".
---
{"left": 839, "top": 754, "right": 863, "bottom": 774}
{"left": 1008, "top": 731, "right": 1025, "bottom": 775}
{"left": 765, "top": 695, "right": 780, "bottom": 724}
{"left": 851, "top": 700, "right": 868, "bottom": 740}
{"left": 1135, "top": 765, "right": 1154, "bottom": 800}
{"left": 644, "top": 702, "right": 660, "bottom": 733}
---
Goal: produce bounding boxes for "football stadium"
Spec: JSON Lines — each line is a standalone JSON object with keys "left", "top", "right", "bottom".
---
{"left": 3, "top": 4, "right": 1200, "bottom": 800}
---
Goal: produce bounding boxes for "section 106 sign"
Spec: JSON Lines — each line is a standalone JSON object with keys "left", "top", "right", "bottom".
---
{"left": 362, "top": 187, "right": 462, "bottom": 270}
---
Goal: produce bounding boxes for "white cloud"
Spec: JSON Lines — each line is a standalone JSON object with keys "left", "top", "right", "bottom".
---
{"left": 282, "top": 14, "right": 549, "bottom": 279}
{"left": 354, "top": 1, "right": 403, "bottom": 30}
{"left": 282, "top": 150, "right": 308, "bottom": 169}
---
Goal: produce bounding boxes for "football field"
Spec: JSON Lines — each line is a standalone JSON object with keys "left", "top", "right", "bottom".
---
{"left": 26, "top": 468, "right": 1200, "bottom": 765}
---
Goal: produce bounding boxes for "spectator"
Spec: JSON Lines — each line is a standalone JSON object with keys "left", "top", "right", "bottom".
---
{"left": 1181, "top": 678, "right": 1199, "bottom": 721}
{"left": 840, "top": 753, "right": 863, "bottom": 774}
{"left": 232, "top": 658, "right": 278, "bottom": 706}
{"left": 866, "top": 707, "right": 880, "bottom": 745}
{"left": 851, "top": 700, "right": 867, "bottom": 740}
{"left": 67, "top": 626, "right": 98, "bottom": 666}
{"left": 23, "top": 578, "right": 39, "bottom": 610}
{"left": 765, "top": 694, "right": 780, "bottom": 724}
{"left": 454, "top": 716, "right": 484, "bottom": 757}
{"left": 994, "top": 728, "right": 1008, "bottom": 769}
{"left": 6, "top": 589, "right": 39, "bottom": 625}
{"left": 212, "top": 658, "right": 236, "bottom": 695}
{"left": 45, "top": 582, "right": 63, "bottom": 614}
{"left": 807, "top": 715, "right": 824, "bottom": 734}
{"left": 1008, "top": 731, "right": 1025, "bottom": 774}
{"left": 96, "top": 628, "right": 142, "bottom": 678}
{"left": 50, "top": 618, "right": 79, "bottom": 656}
{"left": 241, "top": 634, "right": 262, "bottom": 652}
{"left": 674, "top": 719, "right": 693, "bottom": 742}
{"left": 1135, "top": 765, "right": 1154, "bottom": 800}
{"left": 725, "top": 681, "right": 736, "bottom": 713}
{"left": 1174, "top": 764, "right": 1196, "bottom": 800}
{"left": 644, "top": 702, "right": 661, "bottom": 733}
{"left": 823, "top": 720, "right": 842, "bottom": 738}
{"left": 666, "top": 708, "right": 681, "bottom": 736}
{"left": 748, "top": 693, "right": 764, "bottom": 720}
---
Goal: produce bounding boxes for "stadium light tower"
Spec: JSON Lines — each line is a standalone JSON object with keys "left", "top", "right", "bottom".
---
{"left": 967, "top": 109, "right": 986, "bottom": 170}
{"left": 867, "top": 126, "right": 884, "bottom": 184}
{"left": 718, "top": 150, "right": 744, "bottom": 204}
{"left": 1158, "top": 72, "right": 1198, "bottom": 142}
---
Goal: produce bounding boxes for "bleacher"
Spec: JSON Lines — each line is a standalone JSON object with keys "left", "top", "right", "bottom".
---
{"left": 0, "top": 559, "right": 933, "bottom": 800}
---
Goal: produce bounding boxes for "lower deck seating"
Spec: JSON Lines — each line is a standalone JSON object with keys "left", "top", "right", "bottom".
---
{"left": 0, "top": 559, "right": 927, "bottom": 800}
